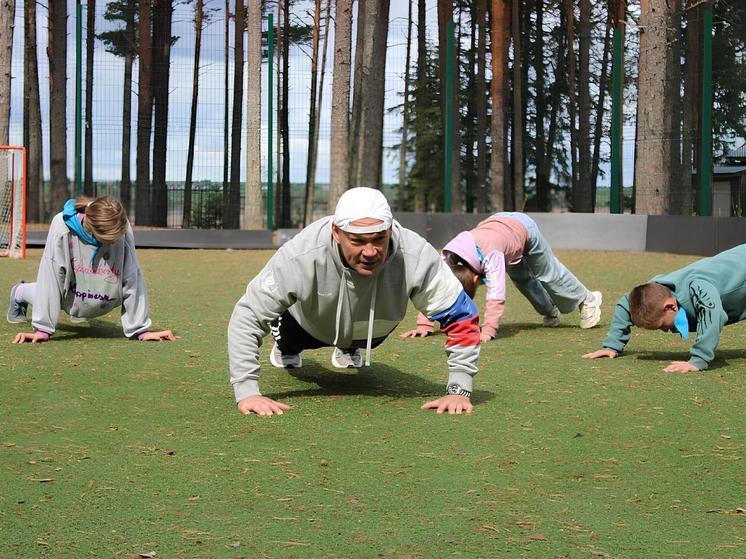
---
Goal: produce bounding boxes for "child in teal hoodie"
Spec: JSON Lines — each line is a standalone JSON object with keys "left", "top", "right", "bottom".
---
{"left": 583, "top": 244, "right": 746, "bottom": 371}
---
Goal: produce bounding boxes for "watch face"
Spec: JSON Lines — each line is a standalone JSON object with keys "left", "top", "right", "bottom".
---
{"left": 447, "top": 384, "right": 461, "bottom": 395}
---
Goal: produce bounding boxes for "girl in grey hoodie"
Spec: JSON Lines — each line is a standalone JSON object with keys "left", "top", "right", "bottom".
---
{"left": 7, "top": 196, "right": 175, "bottom": 343}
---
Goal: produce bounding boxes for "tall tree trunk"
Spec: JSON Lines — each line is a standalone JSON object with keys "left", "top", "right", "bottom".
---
{"left": 303, "top": 0, "right": 322, "bottom": 226}
{"left": 511, "top": 0, "right": 524, "bottom": 210}
{"left": 119, "top": 8, "right": 135, "bottom": 215}
{"left": 280, "top": 0, "right": 291, "bottom": 226}
{"left": 682, "top": 0, "right": 702, "bottom": 216}
{"left": 151, "top": 0, "right": 173, "bottom": 227}
{"left": 536, "top": 4, "right": 566, "bottom": 212}
{"left": 223, "top": 0, "right": 230, "bottom": 217}
{"left": 183, "top": 0, "right": 204, "bottom": 229}
{"left": 84, "top": 0, "right": 95, "bottom": 196}
{"left": 308, "top": 0, "right": 331, "bottom": 220}
{"left": 576, "top": 0, "right": 593, "bottom": 211}
{"left": 534, "top": 0, "right": 548, "bottom": 211}
{"left": 398, "top": 0, "right": 413, "bottom": 212}
{"left": 245, "top": 0, "right": 262, "bottom": 228}
{"left": 349, "top": 0, "right": 391, "bottom": 190}
{"left": 227, "top": 0, "right": 244, "bottom": 229}
{"left": 489, "top": 0, "right": 510, "bottom": 211}
{"left": 565, "top": 0, "right": 579, "bottom": 205}
{"left": 438, "top": 0, "right": 460, "bottom": 210}
{"left": 328, "top": 0, "right": 352, "bottom": 211}
{"left": 24, "top": 0, "right": 44, "bottom": 221}
{"left": 48, "top": 0, "right": 69, "bottom": 211}
{"left": 464, "top": 4, "right": 476, "bottom": 212}
{"left": 135, "top": 0, "right": 153, "bottom": 225}
{"left": 475, "top": 0, "right": 488, "bottom": 212}
{"left": 591, "top": 19, "right": 612, "bottom": 203}
{"left": 412, "top": 0, "right": 427, "bottom": 212}
{"left": 274, "top": 0, "right": 283, "bottom": 225}
{"left": 635, "top": 0, "right": 680, "bottom": 214}
{"left": 0, "top": 0, "right": 14, "bottom": 147}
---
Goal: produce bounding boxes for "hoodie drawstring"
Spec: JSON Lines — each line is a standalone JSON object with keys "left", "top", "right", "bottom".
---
{"left": 332, "top": 273, "right": 346, "bottom": 347}
{"left": 332, "top": 270, "right": 377, "bottom": 366}
{"left": 365, "top": 277, "right": 378, "bottom": 366}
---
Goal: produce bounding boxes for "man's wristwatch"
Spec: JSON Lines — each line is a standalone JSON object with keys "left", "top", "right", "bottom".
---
{"left": 446, "top": 384, "right": 472, "bottom": 399}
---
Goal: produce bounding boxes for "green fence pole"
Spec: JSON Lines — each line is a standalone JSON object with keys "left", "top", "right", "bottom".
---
{"left": 699, "top": 7, "right": 713, "bottom": 216}
{"left": 75, "top": 1, "right": 83, "bottom": 196}
{"left": 267, "top": 13, "right": 274, "bottom": 230}
{"left": 610, "top": 25, "right": 623, "bottom": 214}
{"left": 443, "top": 19, "right": 454, "bottom": 213}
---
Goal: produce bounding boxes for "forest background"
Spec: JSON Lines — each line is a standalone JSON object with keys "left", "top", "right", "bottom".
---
{"left": 1, "top": 0, "right": 745, "bottom": 229}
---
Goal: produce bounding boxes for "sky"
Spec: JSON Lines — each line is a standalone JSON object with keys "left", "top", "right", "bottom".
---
{"left": 7, "top": 0, "right": 636, "bottom": 188}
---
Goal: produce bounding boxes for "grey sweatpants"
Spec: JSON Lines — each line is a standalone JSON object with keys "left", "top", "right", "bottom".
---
{"left": 495, "top": 212, "right": 589, "bottom": 315}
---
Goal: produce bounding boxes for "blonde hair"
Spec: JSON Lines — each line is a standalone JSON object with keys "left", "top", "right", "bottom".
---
{"left": 629, "top": 283, "right": 673, "bottom": 328}
{"left": 74, "top": 196, "right": 128, "bottom": 243}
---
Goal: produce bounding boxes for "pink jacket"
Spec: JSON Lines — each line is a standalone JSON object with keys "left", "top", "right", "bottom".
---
{"left": 416, "top": 216, "right": 528, "bottom": 338}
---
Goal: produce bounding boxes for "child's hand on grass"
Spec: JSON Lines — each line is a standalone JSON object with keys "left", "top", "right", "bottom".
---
{"left": 140, "top": 330, "right": 178, "bottom": 341}
{"left": 421, "top": 395, "right": 473, "bottom": 415}
{"left": 581, "top": 348, "right": 618, "bottom": 359}
{"left": 238, "top": 395, "right": 292, "bottom": 416}
{"left": 663, "top": 361, "right": 700, "bottom": 373}
{"left": 399, "top": 326, "right": 433, "bottom": 338}
{"left": 11, "top": 332, "right": 48, "bottom": 344}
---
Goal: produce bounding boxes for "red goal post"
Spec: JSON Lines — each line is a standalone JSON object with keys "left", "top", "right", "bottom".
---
{"left": 0, "top": 146, "right": 27, "bottom": 259}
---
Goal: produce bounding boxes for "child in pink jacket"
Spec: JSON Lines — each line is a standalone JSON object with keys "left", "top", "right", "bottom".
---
{"left": 401, "top": 212, "right": 602, "bottom": 342}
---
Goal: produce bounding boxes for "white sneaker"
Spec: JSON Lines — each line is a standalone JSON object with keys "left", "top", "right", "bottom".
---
{"left": 579, "top": 291, "right": 602, "bottom": 329}
{"left": 331, "top": 347, "right": 363, "bottom": 368}
{"left": 269, "top": 343, "right": 302, "bottom": 368}
{"left": 543, "top": 307, "right": 561, "bottom": 327}
{"left": 7, "top": 282, "right": 28, "bottom": 323}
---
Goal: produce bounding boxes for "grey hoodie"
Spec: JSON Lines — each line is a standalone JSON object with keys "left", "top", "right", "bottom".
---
{"left": 31, "top": 212, "right": 151, "bottom": 338}
{"left": 228, "top": 217, "right": 481, "bottom": 401}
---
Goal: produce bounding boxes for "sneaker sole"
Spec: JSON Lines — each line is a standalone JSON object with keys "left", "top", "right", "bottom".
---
{"left": 579, "top": 291, "right": 603, "bottom": 329}
{"left": 269, "top": 344, "right": 302, "bottom": 368}
{"left": 7, "top": 283, "right": 28, "bottom": 324}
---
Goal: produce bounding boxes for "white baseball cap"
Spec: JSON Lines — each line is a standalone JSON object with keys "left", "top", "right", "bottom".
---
{"left": 333, "top": 187, "right": 393, "bottom": 234}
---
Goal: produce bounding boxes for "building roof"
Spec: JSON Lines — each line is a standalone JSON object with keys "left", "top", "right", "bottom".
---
{"left": 725, "top": 143, "right": 746, "bottom": 159}
{"left": 714, "top": 165, "right": 746, "bottom": 175}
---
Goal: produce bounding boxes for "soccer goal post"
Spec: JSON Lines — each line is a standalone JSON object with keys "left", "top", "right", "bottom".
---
{"left": 0, "top": 146, "right": 27, "bottom": 259}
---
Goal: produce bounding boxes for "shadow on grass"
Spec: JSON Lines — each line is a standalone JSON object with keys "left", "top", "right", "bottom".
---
{"left": 50, "top": 319, "right": 124, "bottom": 340}
{"left": 269, "top": 360, "right": 496, "bottom": 405}
{"left": 633, "top": 350, "right": 746, "bottom": 371}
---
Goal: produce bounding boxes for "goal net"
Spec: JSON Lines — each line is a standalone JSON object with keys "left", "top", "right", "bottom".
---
{"left": 0, "top": 146, "right": 26, "bottom": 259}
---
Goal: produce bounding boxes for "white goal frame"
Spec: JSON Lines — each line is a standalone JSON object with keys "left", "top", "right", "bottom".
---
{"left": 0, "top": 146, "right": 27, "bottom": 259}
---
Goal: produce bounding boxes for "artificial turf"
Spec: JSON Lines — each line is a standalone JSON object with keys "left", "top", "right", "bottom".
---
{"left": 1, "top": 248, "right": 744, "bottom": 558}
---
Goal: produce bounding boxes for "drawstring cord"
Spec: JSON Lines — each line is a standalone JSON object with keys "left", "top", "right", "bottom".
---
{"left": 365, "top": 277, "right": 378, "bottom": 366}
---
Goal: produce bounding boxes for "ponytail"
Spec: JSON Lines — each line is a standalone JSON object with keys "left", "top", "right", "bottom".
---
{"left": 77, "top": 196, "right": 129, "bottom": 243}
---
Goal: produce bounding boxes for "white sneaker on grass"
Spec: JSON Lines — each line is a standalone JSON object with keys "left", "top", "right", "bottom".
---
{"left": 331, "top": 347, "right": 363, "bottom": 368}
{"left": 269, "top": 342, "right": 302, "bottom": 368}
{"left": 543, "top": 306, "right": 561, "bottom": 327}
{"left": 579, "top": 291, "right": 602, "bottom": 329}
{"left": 7, "top": 282, "right": 28, "bottom": 324}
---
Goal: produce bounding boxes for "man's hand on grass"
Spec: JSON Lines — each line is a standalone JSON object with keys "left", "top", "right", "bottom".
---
{"left": 663, "top": 361, "right": 700, "bottom": 373}
{"left": 421, "top": 395, "right": 473, "bottom": 415}
{"left": 581, "top": 348, "right": 618, "bottom": 360}
{"left": 237, "top": 395, "right": 291, "bottom": 416}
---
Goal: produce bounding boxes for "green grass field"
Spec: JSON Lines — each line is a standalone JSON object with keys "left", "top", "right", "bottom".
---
{"left": 1, "top": 248, "right": 744, "bottom": 558}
